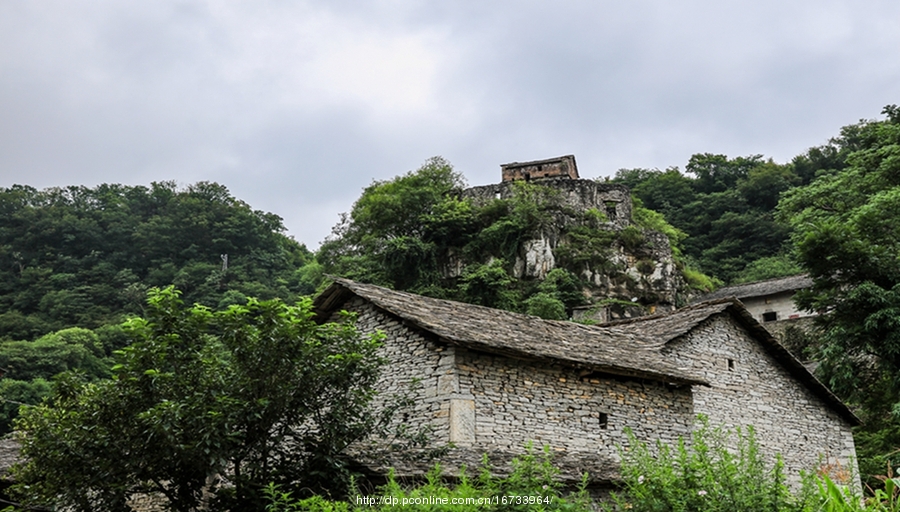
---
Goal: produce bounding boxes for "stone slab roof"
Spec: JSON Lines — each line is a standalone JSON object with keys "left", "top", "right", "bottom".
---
{"left": 315, "top": 278, "right": 859, "bottom": 426}
{"left": 315, "top": 278, "right": 707, "bottom": 386}
{"left": 696, "top": 274, "right": 813, "bottom": 302}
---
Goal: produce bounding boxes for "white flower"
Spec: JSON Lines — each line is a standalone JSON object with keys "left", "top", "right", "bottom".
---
{"left": 698, "top": 490, "right": 707, "bottom": 496}
{"left": 637, "top": 475, "right": 645, "bottom": 484}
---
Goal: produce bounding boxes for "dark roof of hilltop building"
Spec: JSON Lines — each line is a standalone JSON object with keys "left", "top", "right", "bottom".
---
{"left": 314, "top": 278, "right": 859, "bottom": 425}
{"left": 697, "top": 274, "right": 814, "bottom": 302}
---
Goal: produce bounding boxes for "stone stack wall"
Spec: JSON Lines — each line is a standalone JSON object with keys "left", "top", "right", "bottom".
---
{"left": 336, "top": 298, "right": 452, "bottom": 444}
{"left": 462, "top": 179, "right": 632, "bottom": 229}
{"left": 454, "top": 347, "right": 695, "bottom": 458}
{"left": 127, "top": 493, "right": 168, "bottom": 512}
{"left": 662, "top": 315, "right": 860, "bottom": 491}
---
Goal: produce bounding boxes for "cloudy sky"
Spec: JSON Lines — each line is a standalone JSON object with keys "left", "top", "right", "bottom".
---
{"left": 1, "top": 1, "right": 898, "bottom": 247}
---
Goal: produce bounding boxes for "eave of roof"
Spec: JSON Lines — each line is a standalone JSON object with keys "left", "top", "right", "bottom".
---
{"left": 696, "top": 274, "right": 814, "bottom": 302}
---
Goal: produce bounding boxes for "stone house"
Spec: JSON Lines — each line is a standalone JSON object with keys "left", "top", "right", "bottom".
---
{"left": 313, "top": 277, "right": 860, "bottom": 491}
{"left": 696, "top": 275, "right": 817, "bottom": 352}
{"left": 697, "top": 274, "right": 815, "bottom": 325}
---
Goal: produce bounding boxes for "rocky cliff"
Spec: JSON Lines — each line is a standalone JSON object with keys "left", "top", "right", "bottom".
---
{"left": 461, "top": 169, "right": 687, "bottom": 321}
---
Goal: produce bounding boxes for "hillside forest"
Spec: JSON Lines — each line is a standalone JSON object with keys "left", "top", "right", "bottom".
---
{"left": 1, "top": 106, "right": 899, "bottom": 490}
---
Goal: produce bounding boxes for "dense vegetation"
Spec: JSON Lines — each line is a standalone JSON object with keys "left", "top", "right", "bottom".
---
{"left": 264, "top": 420, "right": 900, "bottom": 511}
{"left": 0, "top": 181, "right": 320, "bottom": 432}
{"left": 319, "top": 157, "right": 704, "bottom": 321}
{"left": 0, "top": 181, "right": 315, "bottom": 341}
{"left": 10, "top": 287, "right": 387, "bottom": 512}
{"left": 778, "top": 106, "right": 900, "bottom": 486}
{"left": 610, "top": 155, "right": 804, "bottom": 284}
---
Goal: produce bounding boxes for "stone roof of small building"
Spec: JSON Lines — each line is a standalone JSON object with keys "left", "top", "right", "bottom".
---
{"left": 696, "top": 274, "right": 814, "bottom": 302}
{"left": 315, "top": 278, "right": 707, "bottom": 386}
{"left": 315, "top": 278, "right": 859, "bottom": 426}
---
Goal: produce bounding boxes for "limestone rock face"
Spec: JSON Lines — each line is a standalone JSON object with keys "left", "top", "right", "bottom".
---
{"left": 513, "top": 237, "right": 555, "bottom": 279}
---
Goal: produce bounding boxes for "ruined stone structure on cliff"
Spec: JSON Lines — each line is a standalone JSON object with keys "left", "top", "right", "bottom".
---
{"left": 462, "top": 155, "right": 684, "bottom": 322}
{"left": 314, "top": 278, "right": 861, "bottom": 493}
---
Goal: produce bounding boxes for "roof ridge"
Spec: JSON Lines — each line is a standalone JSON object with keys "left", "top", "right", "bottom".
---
{"left": 600, "top": 297, "right": 738, "bottom": 327}
{"left": 717, "top": 273, "right": 810, "bottom": 289}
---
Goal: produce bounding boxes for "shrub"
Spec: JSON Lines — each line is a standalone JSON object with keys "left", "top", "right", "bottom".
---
{"left": 265, "top": 444, "right": 594, "bottom": 511}
{"left": 606, "top": 417, "right": 799, "bottom": 512}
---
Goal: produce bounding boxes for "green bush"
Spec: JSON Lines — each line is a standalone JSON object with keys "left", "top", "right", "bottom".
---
{"left": 604, "top": 417, "right": 900, "bottom": 512}
{"left": 606, "top": 418, "right": 799, "bottom": 512}
{"left": 265, "top": 444, "right": 594, "bottom": 511}
{"left": 524, "top": 293, "right": 567, "bottom": 320}
{"left": 263, "top": 422, "right": 900, "bottom": 512}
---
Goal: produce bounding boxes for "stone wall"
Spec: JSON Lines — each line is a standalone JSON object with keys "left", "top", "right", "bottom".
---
{"left": 127, "top": 493, "right": 168, "bottom": 512}
{"left": 337, "top": 297, "right": 451, "bottom": 443}
{"left": 454, "top": 347, "right": 695, "bottom": 458}
{"left": 462, "top": 179, "right": 632, "bottom": 229}
{"left": 340, "top": 296, "right": 698, "bottom": 482}
{"left": 662, "top": 314, "right": 860, "bottom": 491}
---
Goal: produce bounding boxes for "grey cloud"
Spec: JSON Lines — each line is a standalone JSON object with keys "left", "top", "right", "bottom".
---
{"left": 1, "top": 1, "right": 899, "bottom": 246}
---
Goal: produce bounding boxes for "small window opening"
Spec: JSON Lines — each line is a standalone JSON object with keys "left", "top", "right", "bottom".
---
{"left": 599, "top": 412, "right": 609, "bottom": 429}
{"left": 762, "top": 311, "right": 777, "bottom": 322}
{"left": 604, "top": 201, "right": 618, "bottom": 221}
{"left": 727, "top": 358, "right": 735, "bottom": 371}
{"left": 523, "top": 172, "right": 531, "bottom": 182}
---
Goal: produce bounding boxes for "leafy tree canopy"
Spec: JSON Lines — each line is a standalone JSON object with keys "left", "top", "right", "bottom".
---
{"left": 779, "top": 106, "right": 900, "bottom": 403}
{"left": 11, "top": 287, "right": 386, "bottom": 512}
{"left": 612, "top": 153, "right": 799, "bottom": 284}
{"left": 778, "top": 105, "right": 900, "bottom": 478}
{"left": 0, "top": 181, "right": 316, "bottom": 342}
{"left": 0, "top": 327, "right": 113, "bottom": 433}
{"left": 320, "top": 158, "right": 700, "bottom": 318}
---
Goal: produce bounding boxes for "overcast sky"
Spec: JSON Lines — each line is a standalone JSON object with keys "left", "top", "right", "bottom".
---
{"left": 2, "top": 1, "right": 898, "bottom": 248}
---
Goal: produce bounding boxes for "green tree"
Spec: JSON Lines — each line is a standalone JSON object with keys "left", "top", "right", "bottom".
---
{"left": 611, "top": 158, "right": 795, "bottom": 284}
{"left": 731, "top": 254, "right": 802, "bottom": 284}
{"left": 778, "top": 105, "right": 900, "bottom": 484}
{"left": 319, "top": 157, "right": 467, "bottom": 292}
{"left": 686, "top": 153, "right": 763, "bottom": 194}
{"left": 11, "top": 287, "right": 386, "bottom": 512}
{"left": 0, "top": 182, "right": 310, "bottom": 340}
{"left": 0, "top": 327, "right": 112, "bottom": 433}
